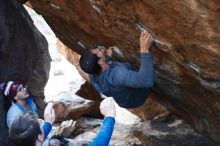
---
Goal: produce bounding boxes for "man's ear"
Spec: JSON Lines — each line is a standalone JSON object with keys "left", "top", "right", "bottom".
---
{"left": 37, "top": 134, "right": 44, "bottom": 142}
{"left": 98, "top": 59, "right": 103, "bottom": 65}
{"left": 13, "top": 96, "right": 18, "bottom": 100}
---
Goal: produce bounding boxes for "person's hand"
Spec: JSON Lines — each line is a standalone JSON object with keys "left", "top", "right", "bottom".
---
{"left": 50, "top": 139, "right": 60, "bottom": 146}
{"left": 100, "top": 97, "right": 116, "bottom": 118}
{"left": 75, "top": 63, "right": 90, "bottom": 82}
{"left": 75, "top": 64, "right": 82, "bottom": 73}
{"left": 140, "top": 31, "right": 153, "bottom": 53}
{"left": 44, "top": 102, "right": 56, "bottom": 124}
{"left": 106, "top": 47, "right": 113, "bottom": 57}
{"left": 76, "top": 64, "right": 86, "bottom": 76}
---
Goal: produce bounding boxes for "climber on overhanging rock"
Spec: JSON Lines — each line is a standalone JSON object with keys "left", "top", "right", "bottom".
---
{"left": 77, "top": 31, "right": 155, "bottom": 108}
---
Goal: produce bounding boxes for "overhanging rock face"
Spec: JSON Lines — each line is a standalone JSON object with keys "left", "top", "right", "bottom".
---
{"left": 29, "top": 0, "right": 220, "bottom": 144}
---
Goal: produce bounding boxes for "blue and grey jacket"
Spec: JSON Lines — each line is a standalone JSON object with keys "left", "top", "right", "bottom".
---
{"left": 7, "top": 97, "right": 38, "bottom": 127}
{"left": 89, "top": 53, "right": 154, "bottom": 108}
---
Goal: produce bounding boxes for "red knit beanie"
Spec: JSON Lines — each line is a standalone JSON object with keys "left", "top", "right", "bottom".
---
{"left": 1, "top": 81, "right": 21, "bottom": 99}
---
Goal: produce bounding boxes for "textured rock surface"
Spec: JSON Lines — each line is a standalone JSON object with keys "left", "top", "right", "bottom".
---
{"left": 133, "top": 119, "right": 212, "bottom": 146}
{"left": 0, "top": 93, "right": 9, "bottom": 145}
{"left": 57, "top": 39, "right": 80, "bottom": 66}
{"left": 53, "top": 96, "right": 94, "bottom": 121}
{"left": 28, "top": 0, "right": 220, "bottom": 144}
{"left": 54, "top": 120, "right": 77, "bottom": 138}
{"left": 76, "top": 81, "right": 103, "bottom": 118}
{"left": 56, "top": 117, "right": 211, "bottom": 146}
{"left": 129, "top": 94, "right": 168, "bottom": 121}
{"left": 68, "top": 117, "right": 142, "bottom": 146}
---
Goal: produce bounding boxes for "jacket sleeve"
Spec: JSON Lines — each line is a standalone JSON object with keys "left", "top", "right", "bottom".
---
{"left": 90, "top": 117, "right": 115, "bottom": 146}
{"left": 42, "top": 122, "right": 52, "bottom": 139}
{"left": 114, "top": 53, "right": 154, "bottom": 88}
{"left": 89, "top": 74, "right": 97, "bottom": 89}
{"left": 7, "top": 106, "right": 22, "bottom": 128}
{"left": 89, "top": 74, "right": 102, "bottom": 92}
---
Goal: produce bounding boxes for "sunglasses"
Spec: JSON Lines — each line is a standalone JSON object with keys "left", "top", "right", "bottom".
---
{"left": 94, "top": 44, "right": 107, "bottom": 50}
{"left": 16, "top": 84, "right": 27, "bottom": 93}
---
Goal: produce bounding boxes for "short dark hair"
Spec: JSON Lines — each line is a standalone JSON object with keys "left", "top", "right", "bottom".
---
{"left": 9, "top": 111, "right": 42, "bottom": 146}
{"left": 79, "top": 50, "right": 101, "bottom": 74}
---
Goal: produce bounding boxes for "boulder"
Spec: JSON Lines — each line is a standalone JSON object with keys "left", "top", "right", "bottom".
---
{"left": 24, "top": 0, "right": 220, "bottom": 144}
{"left": 53, "top": 95, "right": 94, "bottom": 121}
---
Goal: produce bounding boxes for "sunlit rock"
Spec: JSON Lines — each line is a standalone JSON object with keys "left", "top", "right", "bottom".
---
{"left": 55, "top": 120, "right": 77, "bottom": 138}
{"left": 133, "top": 119, "right": 212, "bottom": 146}
{"left": 129, "top": 94, "right": 168, "bottom": 121}
{"left": 53, "top": 95, "right": 94, "bottom": 121}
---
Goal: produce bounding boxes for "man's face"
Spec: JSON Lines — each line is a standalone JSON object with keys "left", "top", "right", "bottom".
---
{"left": 91, "top": 48, "right": 107, "bottom": 62}
{"left": 15, "top": 84, "right": 29, "bottom": 100}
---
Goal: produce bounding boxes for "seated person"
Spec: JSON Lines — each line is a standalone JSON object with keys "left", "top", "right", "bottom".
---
{"left": 9, "top": 102, "right": 56, "bottom": 146}
{"left": 77, "top": 32, "right": 154, "bottom": 108}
